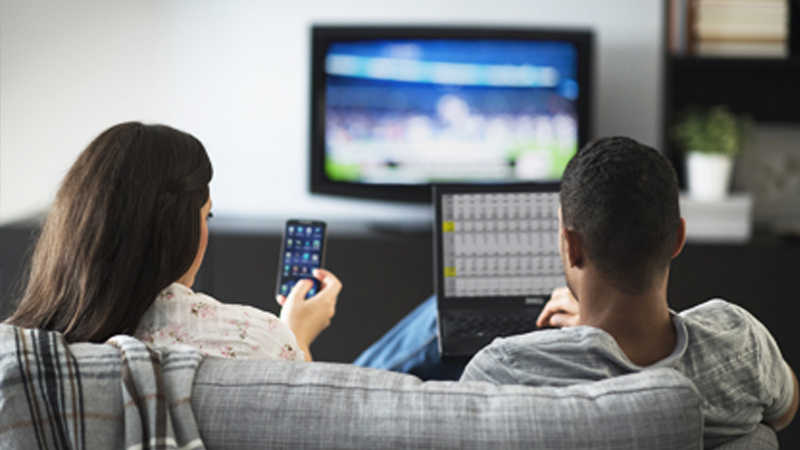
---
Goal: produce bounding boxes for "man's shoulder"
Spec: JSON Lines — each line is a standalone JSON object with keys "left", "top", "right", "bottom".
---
{"left": 463, "top": 325, "right": 634, "bottom": 385}
{"left": 680, "top": 298, "right": 740, "bottom": 313}
{"left": 480, "top": 325, "right": 618, "bottom": 361}
{"left": 500, "top": 325, "right": 610, "bottom": 346}
{"left": 674, "top": 299, "right": 794, "bottom": 439}
{"left": 676, "top": 298, "right": 777, "bottom": 364}
{"left": 678, "top": 299, "right": 759, "bottom": 330}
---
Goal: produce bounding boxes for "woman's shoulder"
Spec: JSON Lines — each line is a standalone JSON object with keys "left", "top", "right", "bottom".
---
{"left": 157, "top": 283, "right": 282, "bottom": 323}
{"left": 156, "top": 282, "right": 221, "bottom": 305}
{"left": 139, "top": 283, "right": 301, "bottom": 360}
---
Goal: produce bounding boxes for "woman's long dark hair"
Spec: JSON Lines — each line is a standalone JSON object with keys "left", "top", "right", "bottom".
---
{"left": 7, "top": 122, "right": 213, "bottom": 342}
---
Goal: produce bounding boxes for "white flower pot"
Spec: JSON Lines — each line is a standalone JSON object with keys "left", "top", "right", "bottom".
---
{"left": 686, "top": 152, "right": 733, "bottom": 201}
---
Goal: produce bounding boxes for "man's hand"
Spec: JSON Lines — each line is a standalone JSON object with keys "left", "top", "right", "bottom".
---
{"left": 536, "top": 287, "right": 580, "bottom": 329}
{"left": 276, "top": 269, "right": 342, "bottom": 361}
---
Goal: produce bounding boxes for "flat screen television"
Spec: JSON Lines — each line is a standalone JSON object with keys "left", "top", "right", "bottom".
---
{"left": 310, "top": 25, "right": 594, "bottom": 202}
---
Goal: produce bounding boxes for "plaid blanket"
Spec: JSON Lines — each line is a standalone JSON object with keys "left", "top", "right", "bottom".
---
{"left": 0, "top": 324, "right": 205, "bottom": 449}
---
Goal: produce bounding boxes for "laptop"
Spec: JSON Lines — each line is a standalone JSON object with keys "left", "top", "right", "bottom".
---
{"left": 433, "top": 183, "right": 565, "bottom": 358}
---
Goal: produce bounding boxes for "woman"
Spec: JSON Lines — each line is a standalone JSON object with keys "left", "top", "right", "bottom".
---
{"left": 6, "top": 122, "right": 341, "bottom": 361}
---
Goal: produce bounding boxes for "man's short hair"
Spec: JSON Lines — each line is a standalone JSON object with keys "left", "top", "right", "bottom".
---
{"left": 560, "top": 136, "right": 681, "bottom": 294}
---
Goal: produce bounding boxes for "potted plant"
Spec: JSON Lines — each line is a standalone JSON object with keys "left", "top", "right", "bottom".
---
{"left": 672, "top": 106, "right": 751, "bottom": 201}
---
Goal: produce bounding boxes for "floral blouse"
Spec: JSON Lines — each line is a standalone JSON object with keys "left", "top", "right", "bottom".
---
{"left": 134, "top": 283, "right": 305, "bottom": 361}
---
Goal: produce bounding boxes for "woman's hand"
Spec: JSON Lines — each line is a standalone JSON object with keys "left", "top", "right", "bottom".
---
{"left": 276, "top": 269, "right": 342, "bottom": 361}
{"left": 536, "top": 287, "right": 580, "bottom": 329}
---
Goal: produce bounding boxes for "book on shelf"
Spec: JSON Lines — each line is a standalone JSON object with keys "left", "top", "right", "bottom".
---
{"left": 695, "top": 0, "right": 788, "bottom": 13}
{"left": 669, "top": 0, "right": 790, "bottom": 57}
{"left": 694, "top": 23, "right": 787, "bottom": 41}
{"left": 694, "top": 0, "right": 788, "bottom": 40}
{"left": 694, "top": 40, "right": 788, "bottom": 57}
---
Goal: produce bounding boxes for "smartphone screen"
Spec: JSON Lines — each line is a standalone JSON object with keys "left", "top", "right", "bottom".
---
{"left": 276, "top": 219, "right": 327, "bottom": 299}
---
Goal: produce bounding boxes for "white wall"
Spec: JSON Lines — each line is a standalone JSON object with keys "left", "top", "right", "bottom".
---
{"left": 0, "top": 0, "right": 663, "bottom": 224}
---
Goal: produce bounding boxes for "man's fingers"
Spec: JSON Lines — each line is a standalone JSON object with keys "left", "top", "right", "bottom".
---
{"left": 549, "top": 290, "right": 579, "bottom": 312}
{"left": 536, "top": 304, "right": 557, "bottom": 328}
{"left": 552, "top": 286, "right": 571, "bottom": 297}
{"left": 276, "top": 295, "right": 287, "bottom": 306}
{"left": 537, "top": 287, "right": 579, "bottom": 328}
{"left": 549, "top": 296, "right": 577, "bottom": 314}
{"left": 537, "top": 292, "right": 561, "bottom": 327}
{"left": 537, "top": 301, "right": 568, "bottom": 328}
{"left": 549, "top": 313, "right": 574, "bottom": 328}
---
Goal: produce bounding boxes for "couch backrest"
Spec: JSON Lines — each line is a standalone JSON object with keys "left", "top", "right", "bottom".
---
{"left": 192, "top": 358, "right": 704, "bottom": 450}
{"left": 711, "top": 424, "right": 778, "bottom": 450}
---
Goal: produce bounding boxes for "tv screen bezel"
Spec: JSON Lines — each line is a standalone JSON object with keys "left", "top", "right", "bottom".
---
{"left": 310, "top": 24, "right": 594, "bottom": 203}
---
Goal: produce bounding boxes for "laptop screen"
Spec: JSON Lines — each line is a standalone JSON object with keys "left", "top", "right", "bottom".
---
{"left": 435, "top": 185, "right": 565, "bottom": 301}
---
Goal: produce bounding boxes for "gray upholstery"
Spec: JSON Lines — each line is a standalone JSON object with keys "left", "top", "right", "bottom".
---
{"left": 712, "top": 424, "right": 778, "bottom": 450}
{"left": 2, "top": 330, "right": 778, "bottom": 449}
{"left": 192, "top": 358, "right": 704, "bottom": 449}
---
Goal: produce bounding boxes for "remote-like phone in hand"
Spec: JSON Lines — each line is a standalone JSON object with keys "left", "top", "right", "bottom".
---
{"left": 276, "top": 219, "right": 327, "bottom": 300}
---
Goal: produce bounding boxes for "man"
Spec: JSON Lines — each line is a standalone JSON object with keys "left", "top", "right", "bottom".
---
{"left": 460, "top": 136, "right": 798, "bottom": 446}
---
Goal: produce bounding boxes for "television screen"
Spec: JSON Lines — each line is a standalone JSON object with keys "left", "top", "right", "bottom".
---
{"left": 310, "top": 26, "right": 593, "bottom": 202}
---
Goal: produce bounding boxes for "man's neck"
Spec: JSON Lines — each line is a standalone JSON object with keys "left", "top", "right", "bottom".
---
{"left": 575, "top": 271, "right": 676, "bottom": 367}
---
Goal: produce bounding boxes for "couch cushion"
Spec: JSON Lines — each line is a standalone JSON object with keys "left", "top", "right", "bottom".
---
{"left": 192, "top": 358, "right": 703, "bottom": 450}
{"left": 711, "top": 424, "right": 778, "bottom": 450}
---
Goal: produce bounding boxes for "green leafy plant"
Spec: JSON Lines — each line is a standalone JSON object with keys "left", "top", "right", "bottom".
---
{"left": 672, "top": 106, "right": 751, "bottom": 157}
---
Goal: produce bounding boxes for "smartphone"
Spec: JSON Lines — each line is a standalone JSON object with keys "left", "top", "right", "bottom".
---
{"left": 276, "top": 219, "right": 327, "bottom": 300}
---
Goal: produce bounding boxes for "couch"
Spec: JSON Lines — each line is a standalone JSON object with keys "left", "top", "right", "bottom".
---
{"left": 0, "top": 325, "right": 778, "bottom": 449}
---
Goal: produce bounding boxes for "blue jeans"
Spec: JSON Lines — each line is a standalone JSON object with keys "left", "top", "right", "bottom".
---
{"left": 352, "top": 295, "right": 466, "bottom": 380}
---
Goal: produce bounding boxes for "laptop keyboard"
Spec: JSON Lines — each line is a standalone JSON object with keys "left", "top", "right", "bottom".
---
{"left": 442, "top": 309, "right": 540, "bottom": 339}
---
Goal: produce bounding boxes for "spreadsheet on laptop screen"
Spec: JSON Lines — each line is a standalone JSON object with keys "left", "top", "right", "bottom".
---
{"left": 440, "top": 192, "right": 565, "bottom": 298}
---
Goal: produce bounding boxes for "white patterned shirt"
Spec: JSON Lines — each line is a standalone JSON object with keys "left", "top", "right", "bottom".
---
{"left": 134, "top": 283, "right": 304, "bottom": 361}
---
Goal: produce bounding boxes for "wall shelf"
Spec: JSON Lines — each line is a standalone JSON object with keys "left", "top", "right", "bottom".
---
{"left": 668, "top": 56, "right": 800, "bottom": 123}
{"left": 662, "top": 0, "right": 800, "bottom": 186}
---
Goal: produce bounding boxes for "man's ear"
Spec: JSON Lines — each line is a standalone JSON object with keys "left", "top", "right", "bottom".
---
{"left": 563, "top": 228, "right": 584, "bottom": 268}
{"left": 671, "top": 218, "right": 687, "bottom": 260}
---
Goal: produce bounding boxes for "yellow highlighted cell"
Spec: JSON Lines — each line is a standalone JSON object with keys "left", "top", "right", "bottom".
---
{"left": 444, "top": 267, "right": 457, "bottom": 277}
